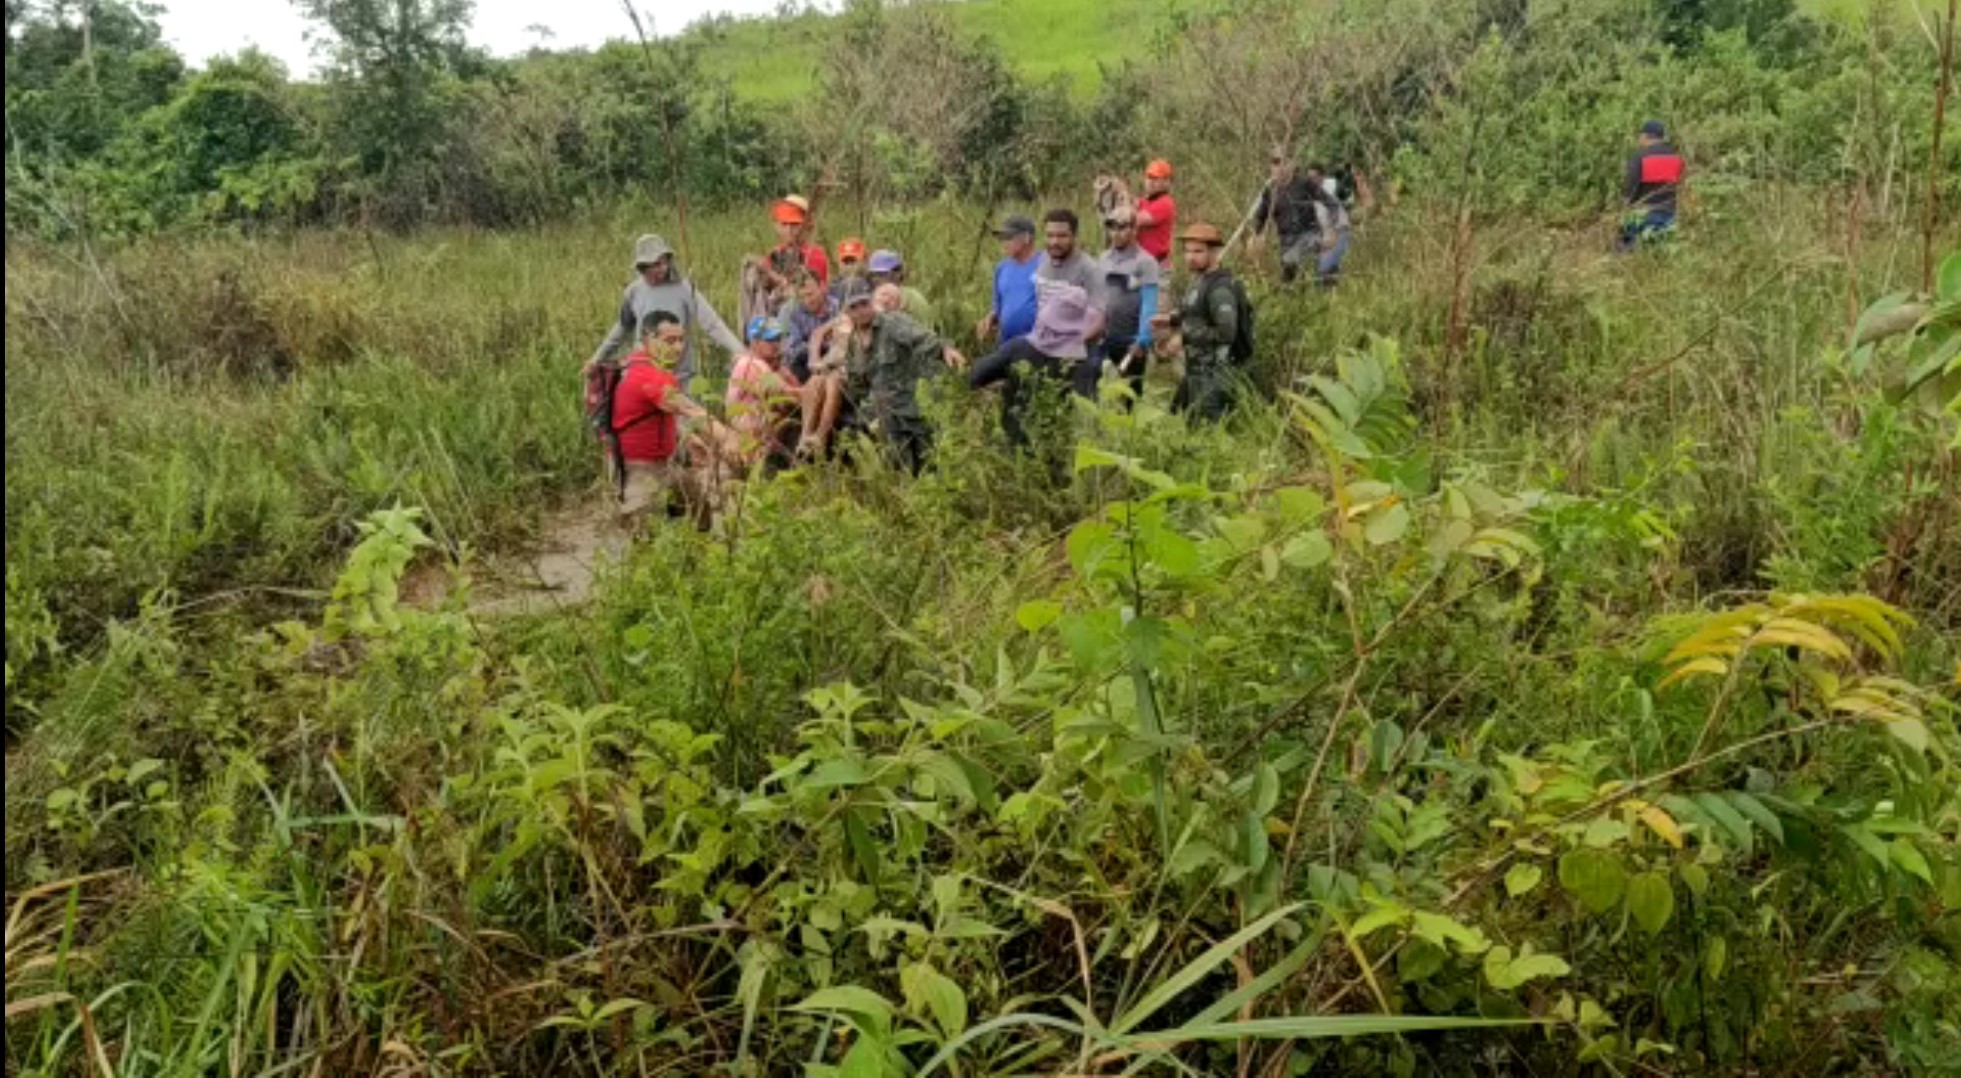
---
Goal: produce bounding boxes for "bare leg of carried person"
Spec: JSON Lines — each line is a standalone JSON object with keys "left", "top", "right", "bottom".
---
{"left": 798, "top": 374, "right": 844, "bottom": 458}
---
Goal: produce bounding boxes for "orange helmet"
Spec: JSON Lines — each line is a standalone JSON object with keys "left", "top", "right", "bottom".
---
{"left": 1145, "top": 159, "right": 1173, "bottom": 180}
{"left": 837, "top": 237, "right": 868, "bottom": 262}
{"left": 772, "top": 194, "right": 811, "bottom": 225}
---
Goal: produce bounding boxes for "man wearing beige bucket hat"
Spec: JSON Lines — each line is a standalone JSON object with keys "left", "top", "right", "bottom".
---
{"left": 588, "top": 233, "right": 743, "bottom": 391}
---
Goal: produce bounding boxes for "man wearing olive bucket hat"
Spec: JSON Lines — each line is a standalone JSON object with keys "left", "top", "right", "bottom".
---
{"left": 588, "top": 233, "right": 743, "bottom": 392}
{"left": 1151, "top": 222, "right": 1255, "bottom": 422}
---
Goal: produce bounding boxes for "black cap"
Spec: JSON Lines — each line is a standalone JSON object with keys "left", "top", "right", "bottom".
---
{"left": 1641, "top": 119, "right": 1666, "bottom": 138}
{"left": 994, "top": 214, "right": 1036, "bottom": 238}
{"left": 838, "top": 277, "right": 875, "bottom": 307}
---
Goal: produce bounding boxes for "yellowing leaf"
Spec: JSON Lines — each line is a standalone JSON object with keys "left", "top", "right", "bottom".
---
{"left": 1658, "top": 657, "right": 1729, "bottom": 692}
{"left": 1637, "top": 805, "right": 1685, "bottom": 849}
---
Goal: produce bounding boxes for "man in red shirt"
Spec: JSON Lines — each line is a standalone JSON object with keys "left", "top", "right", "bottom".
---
{"left": 611, "top": 311, "right": 721, "bottom": 529}
{"left": 1136, "top": 159, "right": 1177, "bottom": 267}
{"left": 769, "top": 194, "right": 829, "bottom": 285}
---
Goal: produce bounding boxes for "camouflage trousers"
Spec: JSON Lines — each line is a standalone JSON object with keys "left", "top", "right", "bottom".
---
{"left": 1174, "top": 353, "right": 1240, "bottom": 423}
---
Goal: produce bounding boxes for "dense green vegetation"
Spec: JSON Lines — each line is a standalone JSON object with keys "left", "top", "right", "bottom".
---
{"left": 7, "top": 0, "right": 1961, "bottom": 1075}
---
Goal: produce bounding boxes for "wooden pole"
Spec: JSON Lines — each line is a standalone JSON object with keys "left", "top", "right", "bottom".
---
{"left": 1923, "top": 0, "right": 1956, "bottom": 293}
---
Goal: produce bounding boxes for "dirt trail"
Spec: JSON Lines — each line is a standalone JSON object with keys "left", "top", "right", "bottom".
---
{"left": 405, "top": 502, "right": 630, "bottom": 617}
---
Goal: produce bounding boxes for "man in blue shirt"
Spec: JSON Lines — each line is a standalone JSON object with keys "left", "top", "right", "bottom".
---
{"left": 976, "top": 214, "right": 1040, "bottom": 344}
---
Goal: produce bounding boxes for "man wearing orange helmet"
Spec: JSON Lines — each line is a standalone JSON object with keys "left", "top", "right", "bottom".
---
{"left": 1136, "top": 159, "right": 1177, "bottom": 267}
{"left": 830, "top": 236, "right": 869, "bottom": 304}
{"left": 744, "top": 194, "right": 831, "bottom": 324}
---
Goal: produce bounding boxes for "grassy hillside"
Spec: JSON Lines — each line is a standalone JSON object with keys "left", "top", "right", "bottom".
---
{"left": 685, "top": 0, "right": 1162, "bottom": 101}
{"left": 684, "top": 0, "right": 1919, "bottom": 103}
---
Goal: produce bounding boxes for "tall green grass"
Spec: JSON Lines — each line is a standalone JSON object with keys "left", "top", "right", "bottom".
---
{"left": 5, "top": 186, "right": 1956, "bottom": 1075}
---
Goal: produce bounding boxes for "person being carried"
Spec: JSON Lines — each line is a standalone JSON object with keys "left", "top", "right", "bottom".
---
{"left": 1619, "top": 120, "right": 1683, "bottom": 252}
{"left": 603, "top": 310, "right": 731, "bottom": 530}
{"left": 798, "top": 278, "right": 955, "bottom": 473}
{"left": 1302, "top": 162, "right": 1353, "bottom": 288}
{"left": 968, "top": 282, "right": 1097, "bottom": 446}
{"left": 1152, "top": 223, "right": 1251, "bottom": 423}
{"left": 1136, "top": 159, "right": 1178, "bottom": 268}
{"left": 589, "top": 233, "right": 743, "bottom": 393}
{"left": 868, "top": 249, "right": 938, "bottom": 331}
{"left": 778, "top": 268, "right": 837, "bottom": 384}
{"left": 727, "top": 316, "right": 803, "bottom": 472}
{"left": 1097, "top": 205, "right": 1160, "bottom": 398}
{"left": 976, "top": 214, "right": 1041, "bottom": 346}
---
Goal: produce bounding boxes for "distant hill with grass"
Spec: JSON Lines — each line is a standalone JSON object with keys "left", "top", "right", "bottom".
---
{"left": 680, "top": 0, "right": 1912, "bottom": 103}
{"left": 681, "top": 0, "right": 1165, "bottom": 102}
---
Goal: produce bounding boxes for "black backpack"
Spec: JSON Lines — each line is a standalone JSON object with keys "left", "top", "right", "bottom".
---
{"left": 1204, "top": 269, "right": 1256, "bottom": 363}
{"left": 584, "top": 358, "right": 662, "bottom": 498}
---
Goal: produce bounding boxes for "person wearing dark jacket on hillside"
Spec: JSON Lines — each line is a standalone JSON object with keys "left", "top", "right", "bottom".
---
{"left": 1619, "top": 120, "right": 1684, "bottom": 251}
{"left": 1251, "top": 149, "right": 1346, "bottom": 285}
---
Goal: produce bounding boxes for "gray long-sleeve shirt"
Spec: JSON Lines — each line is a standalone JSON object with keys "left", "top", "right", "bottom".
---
{"left": 590, "top": 275, "right": 743, "bottom": 387}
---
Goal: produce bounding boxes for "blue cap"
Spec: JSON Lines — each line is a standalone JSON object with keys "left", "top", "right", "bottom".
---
{"left": 868, "top": 249, "right": 903, "bottom": 274}
{"left": 1640, "top": 120, "right": 1666, "bottom": 138}
{"left": 746, "top": 316, "right": 786, "bottom": 343}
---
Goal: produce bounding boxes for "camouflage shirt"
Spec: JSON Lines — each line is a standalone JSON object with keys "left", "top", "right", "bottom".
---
{"left": 1180, "top": 270, "right": 1240, "bottom": 364}
{"left": 840, "top": 311, "right": 945, "bottom": 427}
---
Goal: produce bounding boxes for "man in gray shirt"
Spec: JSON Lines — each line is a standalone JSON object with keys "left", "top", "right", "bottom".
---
{"left": 588, "top": 234, "right": 744, "bottom": 390}
{"left": 1034, "top": 208, "right": 1106, "bottom": 343}
{"left": 1097, "top": 206, "right": 1162, "bottom": 393}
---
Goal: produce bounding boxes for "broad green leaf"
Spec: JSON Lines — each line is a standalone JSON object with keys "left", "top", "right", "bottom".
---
{"left": 838, "top": 1036, "right": 887, "bottom": 1078}
{"left": 1362, "top": 501, "right": 1410, "bottom": 546}
{"left": 1505, "top": 863, "right": 1544, "bottom": 897}
{"left": 1722, "top": 792, "right": 1784, "bottom": 845}
{"left": 794, "top": 985, "right": 895, "bottom": 1024}
{"left": 901, "top": 963, "right": 968, "bottom": 1038}
{"left": 1014, "top": 600, "right": 1063, "bottom": 632}
{"left": 1411, "top": 910, "right": 1489, "bottom": 955}
{"left": 1558, "top": 848, "right": 1627, "bottom": 914}
{"left": 1890, "top": 840, "right": 1933, "bottom": 885}
{"left": 1678, "top": 862, "right": 1709, "bottom": 898}
{"left": 1692, "top": 791, "right": 1754, "bottom": 856}
{"left": 1483, "top": 944, "right": 1572, "bottom": 990}
{"left": 1066, "top": 521, "right": 1122, "bottom": 580}
{"left": 1839, "top": 823, "right": 1891, "bottom": 869}
{"left": 1626, "top": 872, "right": 1675, "bottom": 936}
{"left": 1273, "top": 487, "right": 1327, "bottom": 524}
{"left": 1703, "top": 936, "right": 1728, "bottom": 982}
{"left": 804, "top": 757, "right": 871, "bottom": 790}
{"left": 592, "top": 997, "right": 648, "bottom": 1021}
{"left": 1884, "top": 717, "right": 1929, "bottom": 754}
{"left": 1350, "top": 901, "right": 1410, "bottom": 938}
{"left": 1073, "top": 445, "right": 1131, "bottom": 473}
{"left": 1250, "top": 763, "right": 1281, "bottom": 817}
{"left": 1280, "top": 531, "right": 1333, "bottom": 569}
{"left": 1939, "top": 251, "right": 1961, "bottom": 302}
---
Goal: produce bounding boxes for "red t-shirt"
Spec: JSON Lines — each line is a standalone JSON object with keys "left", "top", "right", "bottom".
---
{"left": 612, "top": 353, "right": 681, "bottom": 463}
{"left": 1137, "top": 193, "right": 1177, "bottom": 263}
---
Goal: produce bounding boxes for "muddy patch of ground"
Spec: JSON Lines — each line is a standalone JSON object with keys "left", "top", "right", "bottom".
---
{"left": 404, "top": 501, "right": 631, "bottom": 617}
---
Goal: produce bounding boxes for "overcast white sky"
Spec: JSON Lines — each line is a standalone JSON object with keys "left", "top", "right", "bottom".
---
{"left": 154, "top": 0, "right": 805, "bottom": 77}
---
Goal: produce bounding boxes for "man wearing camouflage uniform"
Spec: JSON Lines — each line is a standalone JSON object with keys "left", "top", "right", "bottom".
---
{"left": 1157, "top": 222, "right": 1243, "bottom": 422}
{"left": 801, "top": 278, "right": 952, "bottom": 472}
